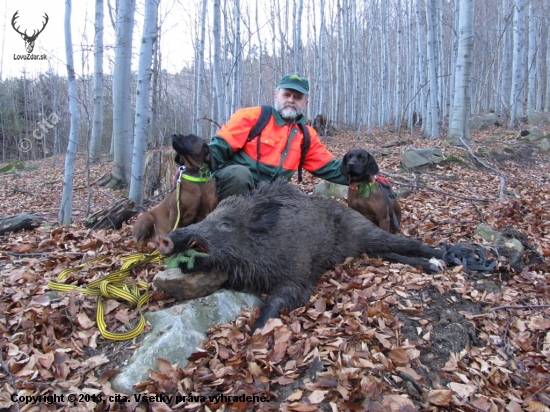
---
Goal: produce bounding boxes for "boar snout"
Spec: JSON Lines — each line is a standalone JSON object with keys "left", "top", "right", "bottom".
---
{"left": 157, "top": 235, "right": 175, "bottom": 256}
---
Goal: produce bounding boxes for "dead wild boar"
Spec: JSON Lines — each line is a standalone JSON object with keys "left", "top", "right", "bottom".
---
{"left": 157, "top": 180, "right": 444, "bottom": 331}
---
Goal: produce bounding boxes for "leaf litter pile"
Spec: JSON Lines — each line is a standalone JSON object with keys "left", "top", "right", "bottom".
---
{"left": 1, "top": 126, "right": 549, "bottom": 411}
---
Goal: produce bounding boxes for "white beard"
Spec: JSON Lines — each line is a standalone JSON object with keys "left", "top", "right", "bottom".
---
{"left": 274, "top": 101, "right": 303, "bottom": 120}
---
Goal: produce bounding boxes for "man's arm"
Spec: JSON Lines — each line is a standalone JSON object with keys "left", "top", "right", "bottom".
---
{"left": 209, "top": 135, "right": 234, "bottom": 171}
{"left": 302, "top": 125, "right": 348, "bottom": 185}
{"left": 208, "top": 107, "right": 263, "bottom": 170}
{"left": 311, "top": 158, "right": 348, "bottom": 185}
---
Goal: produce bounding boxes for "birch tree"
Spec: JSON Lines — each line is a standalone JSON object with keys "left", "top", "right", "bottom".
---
{"left": 293, "top": 0, "right": 304, "bottom": 72}
{"left": 527, "top": 0, "right": 537, "bottom": 113}
{"left": 546, "top": 2, "right": 550, "bottom": 112}
{"left": 424, "top": 0, "right": 440, "bottom": 139}
{"left": 89, "top": 0, "right": 104, "bottom": 162}
{"left": 59, "top": 0, "right": 80, "bottom": 225}
{"left": 195, "top": 0, "right": 207, "bottom": 135}
{"left": 212, "top": 0, "right": 225, "bottom": 124}
{"left": 509, "top": 0, "right": 526, "bottom": 126}
{"left": 129, "top": 0, "right": 159, "bottom": 205}
{"left": 231, "top": 0, "right": 242, "bottom": 113}
{"left": 100, "top": 0, "right": 136, "bottom": 188}
{"left": 449, "top": 0, "right": 474, "bottom": 145}
{"left": 499, "top": 0, "right": 513, "bottom": 114}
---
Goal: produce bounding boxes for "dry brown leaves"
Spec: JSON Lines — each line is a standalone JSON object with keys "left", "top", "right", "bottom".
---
{"left": 1, "top": 126, "right": 549, "bottom": 411}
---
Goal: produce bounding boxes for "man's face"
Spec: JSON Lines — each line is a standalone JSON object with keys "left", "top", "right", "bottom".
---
{"left": 274, "top": 88, "right": 308, "bottom": 120}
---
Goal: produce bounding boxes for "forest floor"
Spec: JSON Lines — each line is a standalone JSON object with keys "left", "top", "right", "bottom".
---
{"left": 1, "top": 124, "right": 550, "bottom": 411}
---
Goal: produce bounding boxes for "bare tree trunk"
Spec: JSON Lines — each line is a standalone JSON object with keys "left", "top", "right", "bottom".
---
{"left": 425, "top": 0, "right": 440, "bottom": 139}
{"left": 59, "top": 0, "right": 80, "bottom": 225}
{"left": 499, "top": 0, "right": 513, "bottom": 115}
{"left": 527, "top": 0, "right": 537, "bottom": 113}
{"left": 449, "top": 0, "right": 474, "bottom": 145}
{"left": 231, "top": 0, "right": 241, "bottom": 113}
{"left": 89, "top": 0, "right": 104, "bottom": 162}
{"left": 213, "top": 0, "right": 225, "bottom": 124}
{"left": 415, "top": 0, "right": 428, "bottom": 135}
{"left": 546, "top": 0, "right": 550, "bottom": 112}
{"left": 109, "top": 0, "right": 136, "bottom": 188}
{"left": 293, "top": 0, "right": 303, "bottom": 72}
{"left": 149, "top": 28, "right": 160, "bottom": 147}
{"left": 509, "top": 0, "right": 526, "bottom": 127}
{"left": 394, "top": 1, "right": 402, "bottom": 132}
{"left": 129, "top": 0, "right": 159, "bottom": 205}
{"left": 255, "top": 0, "right": 264, "bottom": 105}
{"left": 196, "top": 0, "right": 207, "bottom": 136}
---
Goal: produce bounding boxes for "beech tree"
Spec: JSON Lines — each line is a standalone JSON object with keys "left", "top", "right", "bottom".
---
{"left": 195, "top": 0, "right": 207, "bottom": 136}
{"left": 59, "top": 0, "right": 80, "bottom": 225}
{"left": 89, "top": 0, "right": 104, "bottom": 162}
{"left": 212, "top": 0, "right": 225, "bottom": 125}
{"left": 129, "top": 0, "right": 159, "bottom": 205}
{"left": 509, "top": 0, "right": 526, "bottom": 126}
{"left": 449, "top": 0, "right": 475, "bottom": 145}
{"left": 99, "top": 0, "right": 136, "bottom": 188}
{"left": 424, "top": 0, "right": 440, "bottom": 139}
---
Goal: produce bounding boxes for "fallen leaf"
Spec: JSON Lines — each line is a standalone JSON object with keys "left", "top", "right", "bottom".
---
{"left": 286, "top": 390, "right": 302, "bottom": 401}
{"left": 77, "top": 312, "right": 94, "bottom": 329}
{"left": 307, "top": 390, "right": 328, "bottom": 404}
{"left": 426, "top": 389, "right": 453, "bottom": 406}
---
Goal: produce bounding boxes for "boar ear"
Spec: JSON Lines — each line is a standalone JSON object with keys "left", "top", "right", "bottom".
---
{"left": 249, "top": 201, "right": 282, "bottom": 232}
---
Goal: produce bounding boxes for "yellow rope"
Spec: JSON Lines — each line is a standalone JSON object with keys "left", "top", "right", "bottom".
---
{"left": 47, "top": 250, "right": 162, "bottom": 341}
{"left": 173, "top": 180, "right": 182, "bottom": 231}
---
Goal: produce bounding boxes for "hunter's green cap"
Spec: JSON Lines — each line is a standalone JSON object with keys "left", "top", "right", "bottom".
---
{"left": 278, "top": 72, "right": 309, "bottom": 94}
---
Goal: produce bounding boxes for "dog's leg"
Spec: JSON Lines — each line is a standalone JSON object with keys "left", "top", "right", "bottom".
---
{"left": 133, "top": 212, "right": 156, "bottom": 243}
{"left": 378, "top": 215, "right": 391, "bottom": 232}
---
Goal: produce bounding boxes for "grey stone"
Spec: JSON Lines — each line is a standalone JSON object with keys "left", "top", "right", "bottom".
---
{"left": 401, "top": 147, "right": 443, "bottom": 169}
{"left": 402, "top": 151, "right": 429, "bottom": 168}
{"left": 469, "top": 116, "right": 488, "bottom": 131}
{"left": 474, "top": 224, "right": 524, "bottom": 264}
{"left": 313, "top": 181, "right": 348, "bottom": 199}
{"left": 474, "top": 224, "right": 500, "bottom": 241}
{"left": 527, "top": 110, "right": 550, "bottom": 125}
{"left": 111, "top": 290, "right": 262, "bottom": 394}
{"left": 527, "top": 127, "right": 544, "bottom": 141}
{"left": 480, "top": 113, "right": 498, "bottom": 122}
{"left": 539, "top": 138, "right": 550, "bottom": 152}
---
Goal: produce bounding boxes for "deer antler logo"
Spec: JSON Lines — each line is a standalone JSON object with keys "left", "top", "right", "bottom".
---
{"left": 11, "top": 11, "right": 49, "bottom": 54}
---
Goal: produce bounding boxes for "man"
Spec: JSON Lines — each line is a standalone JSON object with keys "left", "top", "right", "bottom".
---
{"left": 210, "top": 72, "right": 348, "bottom": 201}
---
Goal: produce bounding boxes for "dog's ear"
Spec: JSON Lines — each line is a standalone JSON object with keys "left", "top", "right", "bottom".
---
{"left": 174, "top": 154, "right": 185, "bottom": 166}
{"left": 340, "top": 153, "right": 349, "bottom": 177}
{"left": 365, "top": 153, "right": 380, "bottom": 176}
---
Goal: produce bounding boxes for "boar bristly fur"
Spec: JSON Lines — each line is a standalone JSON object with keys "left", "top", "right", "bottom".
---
{"left": 157, "top": 180, "right": 443, "bottom": 330}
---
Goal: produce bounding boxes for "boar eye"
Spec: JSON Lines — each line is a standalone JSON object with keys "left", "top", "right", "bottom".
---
{"left": 217, "top": 219, "right": 233, "bottom": 231}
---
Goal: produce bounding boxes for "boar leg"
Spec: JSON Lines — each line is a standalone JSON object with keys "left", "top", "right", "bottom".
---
{"left": 376, "top": 252, "right": 441, "bottom": 273}
{"left": 252, "top": 284, "right": 313, "bottom": 331}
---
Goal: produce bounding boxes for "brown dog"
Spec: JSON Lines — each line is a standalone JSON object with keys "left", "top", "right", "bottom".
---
{"left": 341, "top": 148, "right": 401, "bottom": 234}
{"left": 133, "top": 133, "right": 218, "bottom": 243}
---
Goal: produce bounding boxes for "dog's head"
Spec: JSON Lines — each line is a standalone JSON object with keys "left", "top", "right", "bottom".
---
{"left": 172, "top": 133, "right": 217, "bottom": 171}
{"left": 340, "top": 148, "right": 379, "bottom": 183}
